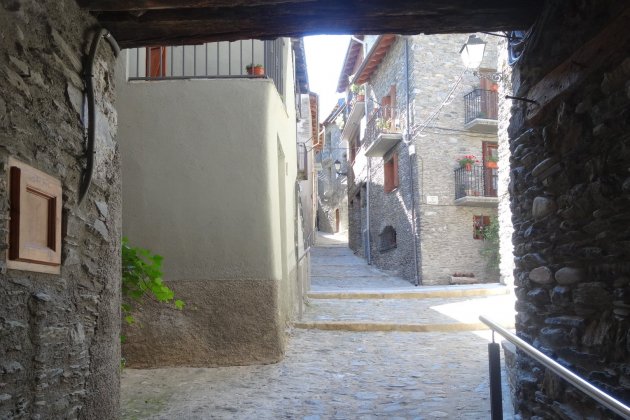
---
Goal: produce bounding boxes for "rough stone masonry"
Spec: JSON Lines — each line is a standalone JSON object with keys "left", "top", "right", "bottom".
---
{"left": 0, "top": 1, "right": 121, "bottom": 418}
{"left": 505, "top": 0, "right": 630, "bottom": 417}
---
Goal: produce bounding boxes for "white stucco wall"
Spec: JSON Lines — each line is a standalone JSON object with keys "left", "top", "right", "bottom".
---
{"left": 115, "top": 39, "right": 300, "bottom": 366}
{"left": 120, "top": 77, "right": 293, "bottom": 280}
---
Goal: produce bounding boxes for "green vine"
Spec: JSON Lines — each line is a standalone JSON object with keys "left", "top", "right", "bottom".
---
{"left": 480, "top": 216, "right": 500, "bottom": 271}
{"left": 121, "top": 237, "right": 184, "bottom": 328}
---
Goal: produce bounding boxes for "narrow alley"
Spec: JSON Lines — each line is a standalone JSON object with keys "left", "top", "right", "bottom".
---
{"left": 121, "top": 233, "right": 516, "bottom": 419}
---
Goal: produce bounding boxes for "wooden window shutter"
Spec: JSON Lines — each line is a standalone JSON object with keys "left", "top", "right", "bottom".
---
{"left": 146, "top": 46, "right": 167, "bottom": 77}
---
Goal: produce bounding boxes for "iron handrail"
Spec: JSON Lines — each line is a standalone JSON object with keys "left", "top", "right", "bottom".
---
{"left": 479, "top": 315, "right": 630, "bottom": 419}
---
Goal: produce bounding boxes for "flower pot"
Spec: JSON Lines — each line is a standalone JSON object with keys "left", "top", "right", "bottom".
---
{"left": 464, "top": 163, "right": 472, "bottom": 172}
{"left": 356, "top": 94, "right": 365, "bottom": 102}
{"left": 486, "top": 161, "right": 498, "bottom": 169}
{"left": 246, "top": 66, "right": 265, "bottom": 76}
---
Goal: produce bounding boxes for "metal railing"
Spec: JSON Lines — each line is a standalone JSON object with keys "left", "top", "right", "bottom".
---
{"left": 464, "top": 89, "right": 498, "bottom": 124}
{"left": 454, "top": 165, "right": 497, "bottom": 199}
{"left": 364, "top": 105, "right": 402, "bottom": 148}
{"left": 127, "top": 38, "right": 285, "bottom": 98}
{"left": 480, "top": 316, "right": 630, "bottom": 420}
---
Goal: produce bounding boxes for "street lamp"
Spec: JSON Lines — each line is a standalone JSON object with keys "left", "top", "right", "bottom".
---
{"left": 460, "top": 35, "right": 486, "bottom": 70}
{"left": 334, "top": 160, "right": 347, "bottom": 176}
{"left": 460, "top": 34, "right": 506, "bottom": 82}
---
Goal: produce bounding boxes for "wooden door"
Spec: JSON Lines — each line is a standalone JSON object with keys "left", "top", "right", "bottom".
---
{"left": 482, "top": 142, "right": 498, "bottom": 197}
{"left": 335, "top": 209, "right": 340, "bottom": 233}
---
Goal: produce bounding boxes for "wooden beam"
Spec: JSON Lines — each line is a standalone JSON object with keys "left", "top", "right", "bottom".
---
{"left": 105, "top": 14, "right": 538, "bottom": 48}
{"left": 79, "top": 0, "right": 543, "bottom": 48}
{"left": 77, "top": 0, "right": 304, "bottom": 12}
{"left": 525, "top": 7, "right": 630, "bottom": 125}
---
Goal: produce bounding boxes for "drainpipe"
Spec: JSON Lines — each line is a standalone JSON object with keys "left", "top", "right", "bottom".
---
{"left": 405, "top": 37, "right": 421, "bottom": 286}
{"left": 353, "top": 36, "right": 372, "bottom": 265}
{"left": 366, "top": 156, "right": 372, "bottom": 265}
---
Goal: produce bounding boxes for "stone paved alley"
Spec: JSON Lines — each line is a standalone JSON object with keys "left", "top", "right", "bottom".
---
{"left": 121, "top": 233, "right": 516, "bottom": 419}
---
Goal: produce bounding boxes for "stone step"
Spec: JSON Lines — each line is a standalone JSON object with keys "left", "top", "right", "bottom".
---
{"left": 300, "top": 294, "right": 515, "bottom": 327}
{"left": 294, "top": 321, "right": 515, "bottom": 333}
{"left": 308, "top": 284, "right": 509, "bottom": 300}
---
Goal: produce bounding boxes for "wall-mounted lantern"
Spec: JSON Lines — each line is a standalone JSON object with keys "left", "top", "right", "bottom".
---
{"left": 460, "top": 35, "right": 486, "bottom": 70}
{"left": 460, "top": 34, "right": 506, "bottom": 82}
{"left": 334, "top": 160, "right": 347, "bottom": 176}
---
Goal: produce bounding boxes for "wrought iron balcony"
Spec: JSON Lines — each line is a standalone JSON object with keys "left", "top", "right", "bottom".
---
{"left": 454, "top": 165, "right": 498, "bottom": 207}
{"left": 463, "top": 89, "right": 498, "bottom": 133}
{"left": 364, "top": 105, "right": 403, "bottom": 158}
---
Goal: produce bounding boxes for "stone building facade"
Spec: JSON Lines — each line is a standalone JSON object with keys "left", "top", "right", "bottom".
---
{"left": 0, "top": 1, "right": 121, "bottom": 418}
{"left": 504, "top": 0, "right": 630, "bottom": 416}
{"left": 317, "top": 101, "right": 349, "bottom": 234}
{"left": 344, "top": 34, "right": 501, "bottom": 285}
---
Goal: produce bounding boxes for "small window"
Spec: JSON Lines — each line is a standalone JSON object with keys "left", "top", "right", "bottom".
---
{"left": 384, "top": 153, "right": 399, "bottom": 193}
{"left": 473, "top": 215, "right": 491, "bottom": 240}
{"left": 379, "top": 226, "right": 397, "bottom": 252}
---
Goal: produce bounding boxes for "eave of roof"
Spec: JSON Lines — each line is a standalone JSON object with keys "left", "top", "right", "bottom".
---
{"left": 323, "top": 100, "right": 346, "bottom": 126}
{"left": 309, "top": 93, "right": 321, "bottom": 149}
{"left": 292, "top": 38, "right": 309, "bottom": 93}
{"left": 353, "top": 34, "right": 397, "bottom": 86}
{"left": 336, "top": 36, "right": 364, "bottom": 93}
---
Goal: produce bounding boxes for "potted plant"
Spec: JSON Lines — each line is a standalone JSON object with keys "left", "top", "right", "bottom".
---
{"left": 350, "top": 83, "right": 365, "bottom": 102}
{"left": 485, "top": 155, "right": 498, "bottom": 169}
{"left": 458, "top": 155, "right": 478, "bottom": 171}
{"left": 246, "top": 64, "right": 264, "bottom": 76}
{"left": 376, "top": 117, "right": 394, "bottom": 133}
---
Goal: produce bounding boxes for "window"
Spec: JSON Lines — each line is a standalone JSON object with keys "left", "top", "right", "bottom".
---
{"left": 384, "top": 153, "right": 399, "bottom": 193}
{"left": 473, "top": 215, "right": 491, "bottom": 240}
{"left": 379, "top": 226, "right": 397, "bottom": 251}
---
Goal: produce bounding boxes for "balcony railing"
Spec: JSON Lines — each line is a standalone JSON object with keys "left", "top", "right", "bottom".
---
{"left": 464, "top": 89, "right": 498, "bottom": 125}
{"left": 127, "top": 39, "right": 285, "bottom": 98}
{"left": 365, "top": 106, "right": 401, "bottom": 140}
{"left": 454, "top": 165, "right": 497, "bottom": 199}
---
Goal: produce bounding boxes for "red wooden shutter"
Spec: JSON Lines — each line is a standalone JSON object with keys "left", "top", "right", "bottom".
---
{"left": 146, "top": 46, "right": 167, "bottom": 77}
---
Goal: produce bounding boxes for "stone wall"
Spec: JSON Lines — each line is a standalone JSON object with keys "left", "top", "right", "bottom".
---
{"left": 318, "top": 121, "right": 348, "bottom": 234}
{"left": 508, "top": 0, "right": 630, "bottom": 416}
{"left": 409, "top": 34, "right": 500, "bottom": 285}
{"left": 351, "top": 35, "right": 500, "bottom": 284}
{"left": 0, "top": 1, "right": 120, "bottom": 419}
{"left": 496, "top": 38, "right": 515, "bottom": 287}
{"left": 364, "top": 38, "right": 418, "bottom": 281}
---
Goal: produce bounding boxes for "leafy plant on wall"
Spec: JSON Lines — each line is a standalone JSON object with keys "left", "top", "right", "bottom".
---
{"left": 480, "top": 216, "right": 500, "bottom": 272}
{"left": 121, "top": 237, "right": 184, "bottom": 332}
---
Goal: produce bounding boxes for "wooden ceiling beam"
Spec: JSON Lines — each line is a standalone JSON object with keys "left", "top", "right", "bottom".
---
{"left": 79, "top": 0, "right": 543, "bottom": 48}
{"left": 77, "top": 0, "right": 307, "bottom": 12}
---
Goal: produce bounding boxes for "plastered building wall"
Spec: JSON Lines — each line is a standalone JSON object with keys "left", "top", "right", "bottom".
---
{"left": 116, "top": 39, "right": 300, "bottom": 367}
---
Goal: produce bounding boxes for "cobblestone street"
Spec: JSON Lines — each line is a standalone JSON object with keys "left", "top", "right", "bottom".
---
{"left": 121, "top": 233, "right": 515, "bottom": 419}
